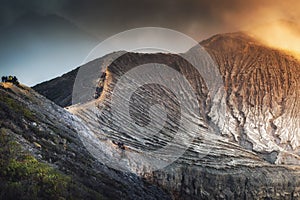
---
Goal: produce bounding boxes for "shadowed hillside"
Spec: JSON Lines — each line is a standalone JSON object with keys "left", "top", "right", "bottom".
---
{"left": 0, "top": 82, "right": 171, "bottom": 199}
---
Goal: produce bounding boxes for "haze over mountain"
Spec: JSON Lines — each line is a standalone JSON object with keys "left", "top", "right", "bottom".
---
{"left": 248, "top": 20, "right": 300, "bottom": 58}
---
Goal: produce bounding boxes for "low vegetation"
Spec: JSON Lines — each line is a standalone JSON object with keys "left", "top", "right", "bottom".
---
{"left": 0, "top": 88, "right": 104, "bottom": 199}
{"left": 0, "top": 129, "right": 104, "bottom": 200}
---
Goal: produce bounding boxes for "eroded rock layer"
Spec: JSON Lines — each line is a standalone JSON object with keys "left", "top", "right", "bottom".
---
{"left": 35, "top": 32, "right": 300, "bottom": 199}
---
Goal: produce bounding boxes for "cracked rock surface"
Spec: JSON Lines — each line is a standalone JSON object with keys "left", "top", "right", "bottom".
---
{"left": 33, "top": 32, "right": 300, "bottom": 199}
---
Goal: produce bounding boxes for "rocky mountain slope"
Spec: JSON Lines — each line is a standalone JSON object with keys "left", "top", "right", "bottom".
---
{"left": 33, "top": 67, "right": 79, "bottom": 107}
{"left": 33, "top": 52, "right": 124, "bottom": 107}
{"left": 201, "top": 33, "right": 300, "bottom": 164}
{"left": 34, "top": 32, "right": 300, "bottom": 165}
{"left": 0, "top": 82, "right": 171, "bottom": 199}
{"left": 31, "top": 32, "right": 300, "bottom": 199}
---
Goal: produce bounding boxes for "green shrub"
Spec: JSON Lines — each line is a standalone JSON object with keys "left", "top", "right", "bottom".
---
{"left": 0, "top": 129, "right": 103, "bottom": 200}
{"left": 0, "top": 94, "right": 35, "bottom": 121}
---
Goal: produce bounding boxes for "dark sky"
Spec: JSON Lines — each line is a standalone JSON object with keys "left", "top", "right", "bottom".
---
{"left": 0, "top": 0, "right": 299, "bottom": 85}
{"left": 2, "top": 0, "right": 298, "bottom": 39}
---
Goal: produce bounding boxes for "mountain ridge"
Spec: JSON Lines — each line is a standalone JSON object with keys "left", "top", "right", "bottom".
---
{"left": 29, "top": 32, "right": 300, "bottom": 198}
{"left": 33, "top": 32, "right": 300, "bottom": 164}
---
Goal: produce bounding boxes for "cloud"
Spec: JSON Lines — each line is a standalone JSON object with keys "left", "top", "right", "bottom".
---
{"left": 2, "top": 0, "right": 300, "bottom": 85}
{"left": 48, "top": 0, "right": 299, "bottom": 42}
{"left": 2, "top": 0, "right": 300, "bottom": 41}
{"left": 0, "top": 0, "right": 68, "bottom": 25}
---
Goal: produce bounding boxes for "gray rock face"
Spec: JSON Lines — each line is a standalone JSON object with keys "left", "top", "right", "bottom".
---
{"left": 201, "top": 33, "right": 300, "bottom": 164}
{"left": 33, "top": 32, "right": 300, "bottom": 199}
{"left": 151, "top": 165, "right": 300, "bottom": 200}
{"left": 0, "top": 83, "right": 171, "bottom": 200}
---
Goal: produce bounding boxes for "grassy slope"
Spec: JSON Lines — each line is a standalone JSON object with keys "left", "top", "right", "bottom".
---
{"left": 0, "top": 83, "right": 104, "bottom": 200}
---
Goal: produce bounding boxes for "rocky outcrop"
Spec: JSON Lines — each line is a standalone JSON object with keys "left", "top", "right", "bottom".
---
{"left": 151, "top": 164, "right": 300, "bottom": 200}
